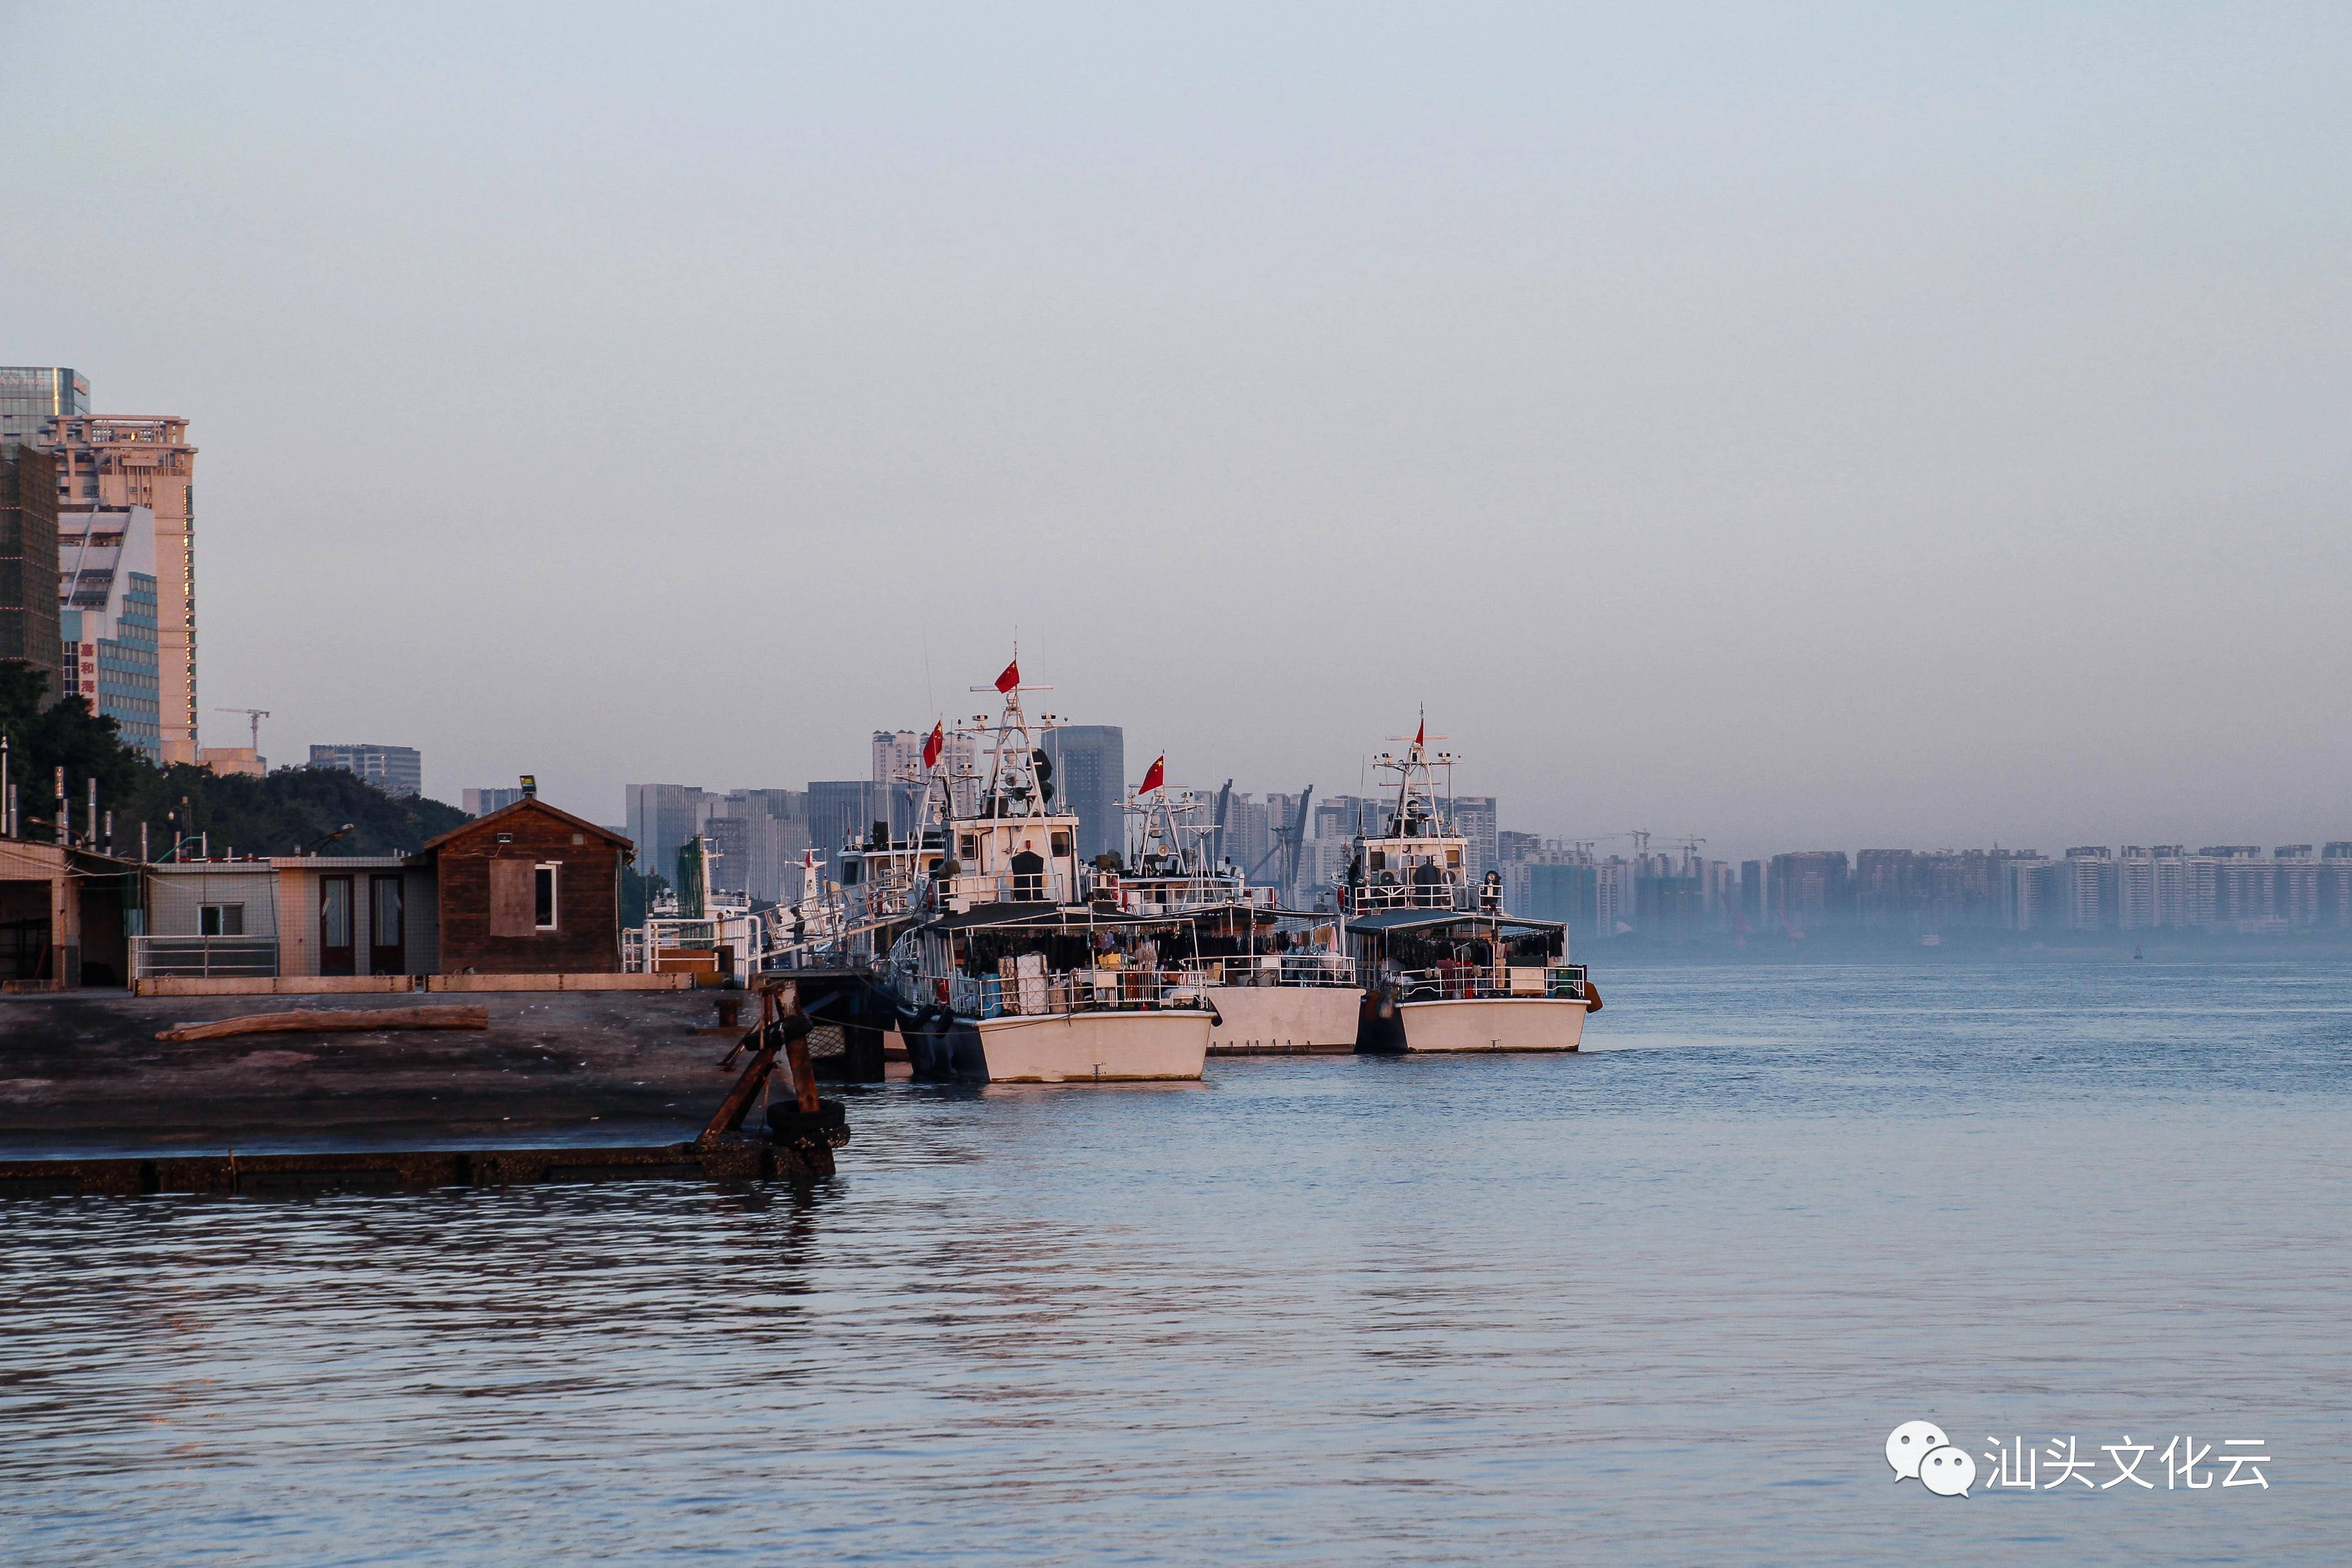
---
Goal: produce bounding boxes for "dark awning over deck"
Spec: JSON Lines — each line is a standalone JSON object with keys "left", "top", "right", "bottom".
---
{"left": 1345, "top": 909, "right": 1566, "bottom": 939}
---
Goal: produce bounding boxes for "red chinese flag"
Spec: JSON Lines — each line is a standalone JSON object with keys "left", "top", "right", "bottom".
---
{"left": 1139, "top": 755, "right": 1165, "bottom": 794}
{"left": 922, "top": 721, "right": 943, "bottom": 770}
{"left": 995, "top": 658, "right": 1020, "bottom": 694}
{"left": 1413, "top": 717, "right": 1425, "bottom": 749}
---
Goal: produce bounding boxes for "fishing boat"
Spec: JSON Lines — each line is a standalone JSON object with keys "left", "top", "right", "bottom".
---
{"left": 883, "top": 656, "right": 1214, "bottom": 1083}
{"left": 1104, "top": 753, "right": 1362, "bottom": 1054}
{"left": 1340, "top": 719, "right": 1592, "bottom": 1053}
{"left": 1181, "top": 916, "right": 1362, "bottom": 1053}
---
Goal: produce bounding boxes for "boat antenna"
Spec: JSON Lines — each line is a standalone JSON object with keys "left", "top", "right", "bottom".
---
{"left": 922, "top": 626, "right": 935, "bottom": 719}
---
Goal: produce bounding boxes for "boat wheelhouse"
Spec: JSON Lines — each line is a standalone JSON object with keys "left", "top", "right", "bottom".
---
{"left": 1099, "top": 776, "right": 1260, "bottom": 915}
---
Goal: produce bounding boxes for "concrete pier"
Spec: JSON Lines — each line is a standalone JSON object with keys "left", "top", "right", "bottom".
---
{"left": 0, "top": 987, "right": 835, "bottom": 1187}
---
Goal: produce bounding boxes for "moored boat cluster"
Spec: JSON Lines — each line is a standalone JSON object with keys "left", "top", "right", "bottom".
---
{"left": 635, "top": 656, "right": 1601, "bottom": 1083}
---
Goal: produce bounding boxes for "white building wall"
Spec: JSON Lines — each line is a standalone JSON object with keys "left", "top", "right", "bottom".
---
{"left": 146, "top": 867, "right": 280, "bottom": 937}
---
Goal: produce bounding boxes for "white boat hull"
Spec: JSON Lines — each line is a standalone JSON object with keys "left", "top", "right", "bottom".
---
{"left": 1203, "top": 985, "right": 1364, "bottom": 1054}
{"left": 1396, "top": 997, "right": 1586, "bottom": 1053}
{"left": 974, "top": 1008, "right": 1211, "bottom": 1083}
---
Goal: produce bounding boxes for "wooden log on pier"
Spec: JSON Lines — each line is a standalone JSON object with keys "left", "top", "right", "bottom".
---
{"left": 155, "top": 1005, "right": 491, "bottom": 1042}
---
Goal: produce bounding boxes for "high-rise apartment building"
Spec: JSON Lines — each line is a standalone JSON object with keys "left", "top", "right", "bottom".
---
{"left": 1219, "top": 792, "right": 1272, "bottom": 876}
{"left": 1517, "top": 861, "right": 1600, "bottom": 934}
{"left": 2116, "top": 848, "right": 2160, "bottom": 929}
{"left": 871, "top": 730, "right": 923, "bottom": 787}
{"left": 626, "top": 783, "right": 708, "bottom": 888}
{"left": 2057, "top": 847, "right": 2117, "bottom": 930}
{"left": 1767, "top": 850, "right": 1852, "bottom": 928}
{"left": 1497, "top": 829, "right": 1541, "bottom": 864}
{"left": 41, "top": 415, "right": 198, "bottom": 760}
{"left": 625, "top": 784, "right": 809, "bottom": 896}
{"left": 54, "top": 505, "right": 161, "bottom": 758}
{"left": 1040, "top": 725, "right": 1124, "bottom": 864}
{"left": 464, "top": 787, "right": 529, "bottom": 817}
{"left": 1998, "top": 856, "right": 2052, "bottom": 929}
{"left": 704, "top": 788, "right": 810, "bottom": 904}
{"left": 1451, "top": 795, "right": 1498, "bottom": 887}
{"left": 1314, "top": 794, "right": 1387, "bottom": 843}
{"left": 807, "top": 779, "right": 880, "bottom": 875}
{"left": 2323, "top": 845, "right": 2352, "bottom": 927}
{"left": 0, "top": 367, "right": 87, "bottom": 452}
{"left": 871, "top": 729, "right": 923, "bottom": 835}
{"left": 310, "top": 743, "right": 422, "bottom": 798}
{"left": 1594, "top": 856, "right": 1636, "bottom": 936}
{"left": 2196, "top": 847, "right": 2267, "bottom": 927}
{"left": 2276, "top": 846, "right": 2320, "bottom": 927}
{"left": 0, "top": 447, "right": 61, "bottom": 684}
{"left": 873, "top": 727, "right": 980, "bottom": 830}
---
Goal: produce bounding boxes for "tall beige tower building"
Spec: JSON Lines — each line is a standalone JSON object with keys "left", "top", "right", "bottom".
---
{"left": 42, "top": 415, "right": 199, "bottom": 761}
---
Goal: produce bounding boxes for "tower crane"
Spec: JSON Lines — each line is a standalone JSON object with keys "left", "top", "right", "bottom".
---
{"left": 214, "top": 707, "right": 270, "bottom": 754}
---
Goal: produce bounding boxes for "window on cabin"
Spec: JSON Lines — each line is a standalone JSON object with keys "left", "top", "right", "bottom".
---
{"left": 372, "top": 877, "right": 403, "bottom": 946}
{"left": 1051, "top": 831, "right": 1071, "bottom": 857}
{"left": 198, "top": 903, "right": 244, "bottom": 936}
{"left": 535, "top": 863, "right": 559, "bottom": 930}
{"left": 960, "top": 834, "right": 979, "bottom": 860}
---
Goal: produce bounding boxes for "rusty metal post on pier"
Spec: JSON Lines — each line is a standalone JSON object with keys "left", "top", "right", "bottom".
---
{"left": 708, "top": 977, "right": 842, "bottom": 1179}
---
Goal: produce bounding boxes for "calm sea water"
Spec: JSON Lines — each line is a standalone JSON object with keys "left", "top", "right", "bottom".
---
{"left": 3, "top": 958, "right": 2346, "bottom": 1564}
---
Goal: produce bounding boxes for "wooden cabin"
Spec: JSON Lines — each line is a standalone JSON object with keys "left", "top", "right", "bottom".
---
{"left": 412, "top": 799, "right": 633, "bottom": 975}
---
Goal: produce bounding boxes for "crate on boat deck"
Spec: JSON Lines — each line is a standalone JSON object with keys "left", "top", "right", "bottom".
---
{"left": 996, "top": 953, "right": 1049, "bottom": 1015}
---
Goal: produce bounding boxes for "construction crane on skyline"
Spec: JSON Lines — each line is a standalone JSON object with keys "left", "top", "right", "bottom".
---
{"left": 214, "top": 707, "right": 270, "bottom": 754}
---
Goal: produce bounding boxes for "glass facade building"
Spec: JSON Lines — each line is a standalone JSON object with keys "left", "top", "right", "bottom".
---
{"left": 806, "top": 779, "right": 880, "bottom": 877}
{"left": 310, "top": 744, "right": 424, "bottom": 798}
{"left": 1040, "top": 725, "right": 1125, "bottom": 865}
{"left": 58, "top": 573, "right": 161, "bottom": 758}
{"left": 0, "top": 367, "right": 89, "bottom": 452}
{"left": 0, "top": 448, "right": 61, "bottom": 679}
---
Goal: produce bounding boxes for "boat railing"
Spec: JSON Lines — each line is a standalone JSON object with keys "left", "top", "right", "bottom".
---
{"left": 1109, "top": 875, "right": 1266, "bottom": 912}
{"left": 1349, "top": 880, "right": 1465, "bottom": 913}
{"left": 623, "top": 915, "right": 766, "bottom": 976}
{"left": 1182, "top": 954, "right": 1361, "bottom": 989}
{"left": 1390, "top": 963, "right": 1586, "bottom": 1001}
{"left": 761, "top": 946, "right": 869, "bottom": 974}
{"left": 936, "top": 965, "right": 1209, "bottom": 1019}
{"left": 846, "top": 877, "right": 921, "bottom": 924}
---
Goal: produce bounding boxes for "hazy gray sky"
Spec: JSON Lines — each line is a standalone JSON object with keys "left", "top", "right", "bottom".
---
{"left": 4, "top": 2, "right": 2346, "bottom": 856}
